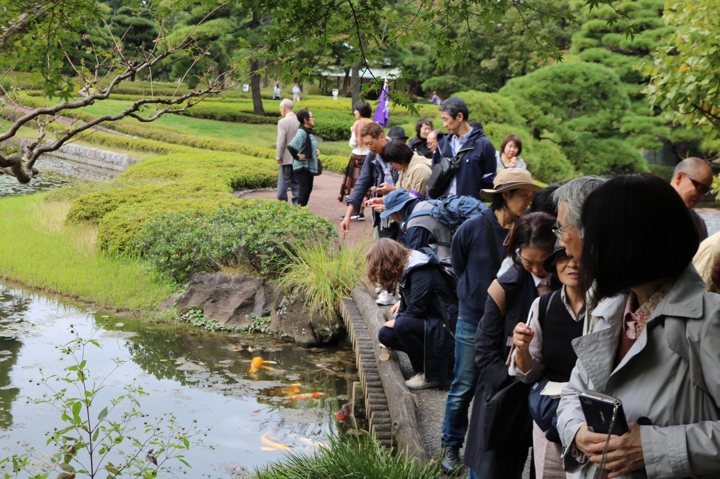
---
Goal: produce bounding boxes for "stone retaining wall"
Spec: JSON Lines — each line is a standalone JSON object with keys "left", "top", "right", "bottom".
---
{"left": 6, "top": 138, "right": 139, "bottom": 182}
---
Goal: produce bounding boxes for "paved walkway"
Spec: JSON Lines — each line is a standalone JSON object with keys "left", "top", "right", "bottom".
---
{"left": 243, "top": 171, "right": 374, "bottom": 244}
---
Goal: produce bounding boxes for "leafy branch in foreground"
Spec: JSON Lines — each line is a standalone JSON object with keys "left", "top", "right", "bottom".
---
{"left": 0, "top": 326, "right": 210, "bottom": 478}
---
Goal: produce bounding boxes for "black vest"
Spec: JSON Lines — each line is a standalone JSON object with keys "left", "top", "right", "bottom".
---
{"left": 538, "top": 290, "right": 584, "bottom": 382}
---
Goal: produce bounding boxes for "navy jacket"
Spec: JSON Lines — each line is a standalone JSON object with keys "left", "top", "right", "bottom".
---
{"left": 397, "top": 249, "right": 458, "bottom": 387}
{"left": 450, "top": 208, "right": 508, "bottom": 325}
{"left": 432, "top": 127, "right": 497, "bottom": 199}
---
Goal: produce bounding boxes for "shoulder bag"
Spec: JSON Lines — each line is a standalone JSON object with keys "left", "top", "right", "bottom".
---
{"left": 425, "top": 150, "right": 468, "bottom": 199}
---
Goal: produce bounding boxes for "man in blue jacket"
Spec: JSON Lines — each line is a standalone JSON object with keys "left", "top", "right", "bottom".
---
{"left": 432, "top": 97, "right": 497, "bottom": 199}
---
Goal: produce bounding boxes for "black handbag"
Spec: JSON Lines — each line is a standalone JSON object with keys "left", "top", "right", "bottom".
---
{"left": 484, "top": 378, "right": 533, "bottom": 450}
{"left": 425, "top": 150, "right": 468, "bottom": 199}
{"left": 313, "top": 159, "right": 323, "bottom": 176}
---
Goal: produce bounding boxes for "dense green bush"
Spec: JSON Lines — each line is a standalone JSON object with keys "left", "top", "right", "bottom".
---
{"left": 67, "top": 152, "right": 277, "bottom": 255}
{"left": 178, "top": 103, "right": 280, "bottom": 124}
{"left": 562, "top": 135, "right": 649, "bottom": 176}
{"left": 135, "top": 202, "right": 336, "bottom": 282}
{"left": 455, "top": 91, "right": 526, "bottom": 126}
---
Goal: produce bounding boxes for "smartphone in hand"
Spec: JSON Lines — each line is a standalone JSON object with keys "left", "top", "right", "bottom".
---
{"left": 579, "top": 390, "right": 630, "bottom": 435}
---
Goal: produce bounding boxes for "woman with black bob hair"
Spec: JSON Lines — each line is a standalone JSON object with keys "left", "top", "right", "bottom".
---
{"left": 408, "top": 118, "right": 434, "bottom": 159}
{"left": 557, "top": 174, "right": 720, "bottom": 478}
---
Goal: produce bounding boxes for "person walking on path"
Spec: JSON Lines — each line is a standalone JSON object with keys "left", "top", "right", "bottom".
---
{"left": 287, "top": 108, "right": 320, "bottom": 206}
{"left": 338, "top": 100, "right": 373, "bottom": 221}
{"left": 292, "top": 82, "right": 301, "bottom": 102}
{"left": 440, "top": 168, "right": 540, "bottom": 473}
{"left": 273, "top": 82, "right": 281, "bottom": 100}
{"left": 275, "top": 99, "right": 299, "bottom": 204}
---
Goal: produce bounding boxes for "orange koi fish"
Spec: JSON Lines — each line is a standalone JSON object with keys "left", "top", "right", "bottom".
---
{"left": 285, "top": 392, "right": 325, "bottom": 402}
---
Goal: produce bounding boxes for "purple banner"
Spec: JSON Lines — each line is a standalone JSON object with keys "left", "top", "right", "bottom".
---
{"left": 373, "top": 80, "right": 390, "bottom": 127}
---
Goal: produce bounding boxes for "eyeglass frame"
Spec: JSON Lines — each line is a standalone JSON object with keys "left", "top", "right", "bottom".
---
{"left": 685, "top": 173, "right": 711, "bottom": 196}
{"left": 552, "top": 223, "right": 572, "bottom": 240}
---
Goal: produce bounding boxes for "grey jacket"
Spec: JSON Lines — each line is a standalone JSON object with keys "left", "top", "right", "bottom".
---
{"left": 276, "top": 112, "right": 299, "bottom": 165}
{"left": 557, "top": 265, "right": 720, "bottom": 479}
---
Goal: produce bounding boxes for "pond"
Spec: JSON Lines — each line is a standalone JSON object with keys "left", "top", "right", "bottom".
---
{"left": 0, "top": 283, "right": 357, "bottom": 477}
{"left": 0, "top": 173, "right": 74, "bottom": 197}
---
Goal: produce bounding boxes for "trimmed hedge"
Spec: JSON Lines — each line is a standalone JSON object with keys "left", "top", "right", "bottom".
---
{"left": 134, "top": 202, "right": 336, "bottom": 281}
{"left": 67, "top": 151, "right": 277, "bottom": 255}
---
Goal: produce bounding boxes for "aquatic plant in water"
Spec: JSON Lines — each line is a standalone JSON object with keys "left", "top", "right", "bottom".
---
{"left": 0, "top": 326, "right": 210, "bottom": 478}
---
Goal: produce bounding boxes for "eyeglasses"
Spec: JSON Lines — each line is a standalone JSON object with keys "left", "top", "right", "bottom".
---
{"left": 308, "top": 116, "right": 315, "bottom": 119}
{"left": 686, "top": 174, "right": 711, "bottom": 195}
{"left": 552, "top": 223, "right": 572, "bottom": 240}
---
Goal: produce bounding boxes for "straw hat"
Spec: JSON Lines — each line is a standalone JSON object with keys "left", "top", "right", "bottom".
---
{"left": 480, "top": 168, "right": 542, "bottom": 200}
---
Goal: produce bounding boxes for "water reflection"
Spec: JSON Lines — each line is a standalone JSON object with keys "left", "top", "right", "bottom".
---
{"left": 0, "top": 173, "right": 74, "bottom": 196}
{"left": 0, "top": 284, "right": 357, "bottom": 476}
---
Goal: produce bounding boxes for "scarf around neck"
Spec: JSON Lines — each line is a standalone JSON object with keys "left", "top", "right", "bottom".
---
{"left": 299, "top": 124, "right": 314, "bottom": 159}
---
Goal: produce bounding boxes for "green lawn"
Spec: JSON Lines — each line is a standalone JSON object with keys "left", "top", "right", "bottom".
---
{"left": 0, "top": 194, "right": 175, "bottom": 312}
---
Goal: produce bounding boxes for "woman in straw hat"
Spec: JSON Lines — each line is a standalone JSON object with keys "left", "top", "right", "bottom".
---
{"left": 441, "top": 168, "right": 542, "bottom": 474}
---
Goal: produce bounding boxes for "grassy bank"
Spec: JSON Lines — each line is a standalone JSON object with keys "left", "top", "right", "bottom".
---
{"left": 0, "top": 194, "right": 174, "bottom": 312}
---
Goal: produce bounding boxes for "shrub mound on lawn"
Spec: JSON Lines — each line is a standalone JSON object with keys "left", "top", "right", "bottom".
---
{"left": 66, "top": 152, "right": 277, "bottom": 255}
{"left": 134, "top": 202, "right": 336, "bottom": 282}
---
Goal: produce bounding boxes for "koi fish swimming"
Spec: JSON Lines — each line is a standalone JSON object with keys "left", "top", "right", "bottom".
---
{"left": 284, "top": 392, "right": 325, "bottom": 402}
{"left": 260, "top": 431, "right": 291, "bottom": 451}
{"left": 336, "top": 403, "right": 352, "bottom": 421}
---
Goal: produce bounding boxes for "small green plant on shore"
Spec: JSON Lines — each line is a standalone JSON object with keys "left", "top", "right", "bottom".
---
{"left": 0, "top": 328, "right": 209, "bottom": 478}
{"left": 253, "top": 433, "right": 453, "bottom": 479}
{"left": 243, "top": 314, "right": 272, "bottom": 334}
{"left": 276, "top": 240, "right": 368, "bottom": 320}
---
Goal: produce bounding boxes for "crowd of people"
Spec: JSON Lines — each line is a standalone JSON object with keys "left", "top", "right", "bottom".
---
{"left": 275, "top": 94, "right": 720, "bottom": 478}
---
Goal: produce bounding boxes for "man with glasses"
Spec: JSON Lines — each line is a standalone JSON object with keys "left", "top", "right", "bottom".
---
{"left": 551, "top": 177, "right": 606, "bottom": 262}
{"left": 670, "top": 157, "right": 713, "bottom": 241}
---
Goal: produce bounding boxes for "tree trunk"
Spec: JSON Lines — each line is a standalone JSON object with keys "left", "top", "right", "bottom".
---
{"left": 262, "top": 59, "right": 268, "bottom": 88}
{"left": 351, "top": 58, "right": 362, "bottom": 113}
{"left": 342, "top": 69, "right": 350, "bottom": 93}
{"left": 250, "top": 59, "right": 265, "bottom": 116}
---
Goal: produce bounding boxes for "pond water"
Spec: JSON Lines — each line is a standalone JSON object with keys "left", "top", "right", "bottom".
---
{"left": 0, "top": 173, "right": 74, "bottom": 196}
{"left": 0, "top": 284, "right": 357, "bottom": 477}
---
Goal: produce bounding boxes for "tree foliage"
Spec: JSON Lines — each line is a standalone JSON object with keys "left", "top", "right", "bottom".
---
{"left": 645, "top": 0, "right": 720, "bottom": 140}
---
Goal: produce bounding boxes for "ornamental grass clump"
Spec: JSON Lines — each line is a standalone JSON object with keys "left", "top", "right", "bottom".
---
{"left": 276, "top": 239, "right": 368, "bottom": 320}
{"left": 253, "top": 433, "right": 453, "bottom": 479}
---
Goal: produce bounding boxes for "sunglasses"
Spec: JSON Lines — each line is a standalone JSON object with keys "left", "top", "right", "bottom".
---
{"left": 686, "top": 174, "right": 711, "bottom": 195}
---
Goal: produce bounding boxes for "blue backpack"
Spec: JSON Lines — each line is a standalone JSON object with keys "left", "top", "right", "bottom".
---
{"left": 407, "top": 195, "right": 487, "bottom": 232}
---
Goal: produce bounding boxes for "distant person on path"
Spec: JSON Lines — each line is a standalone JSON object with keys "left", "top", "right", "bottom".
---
{"left": 292, "top": 82, "right": 301, "bottom": 102}
{"left": 273, "top": 82, "right": 281, "bottom": 100}
{"left": 387, "top": 126, "right": 409, "bottom": 144}
{"left": 430, "top": 90, "right": 442, "bottom": 105}
{"left": 275, "top": 99, "right": 299, "bottom": 204}
{"left": 670, "top": 157, "right": 713, "bottom": 241}
{"left": 439, "top": 169, "right": 539, "bottom": 472}
{"left": 496, "top": 134, "right": 527, "bottom": 171}
{"left": 408, "top": 119, "right": 434, "bottom": 159}
{"left": 432, "top": 97, "right": 497, "bottom": 199}
{"left": 367, "top": 239, "right": 457, "bottom": 390}
{"left": 286, "top": 108, "right": 319, "bottom": 206}
{"left": 426, "top": 130, "right": 441, "bottom": 155}
{"left": 338, "top": 100, "right": 373, "bottom": 221}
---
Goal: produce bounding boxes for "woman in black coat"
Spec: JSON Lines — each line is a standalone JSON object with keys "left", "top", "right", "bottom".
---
{"left": 464, "top": 212, "right": 559, "bottom": 479}
{"left": 366, "top": 239, "right": 457, "bottom": 390}
{"left": 407, "top": 118, "right": 434, "bottom": 159}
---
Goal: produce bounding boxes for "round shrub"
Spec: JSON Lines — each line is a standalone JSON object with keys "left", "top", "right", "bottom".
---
{"left": 133, "top": 200, "right": 337, "bottom": 282}
{"left": 454, "top": 91, "right": 525, "bottom": 126}
{"left": 561, "top": 135, "right": 649, "bottom": 176}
